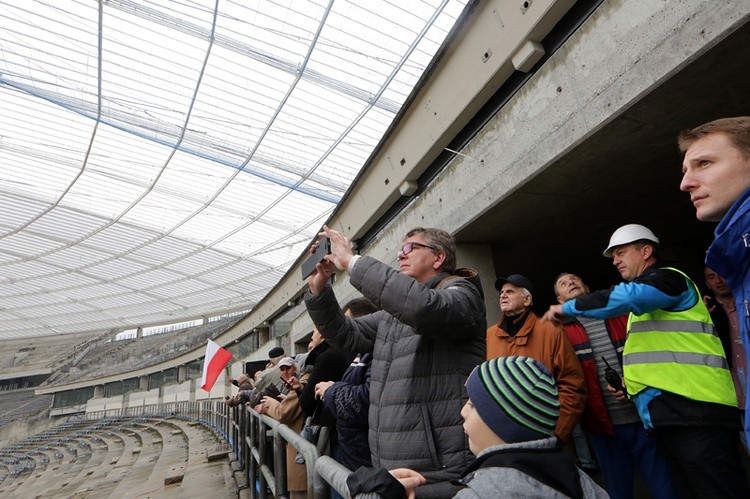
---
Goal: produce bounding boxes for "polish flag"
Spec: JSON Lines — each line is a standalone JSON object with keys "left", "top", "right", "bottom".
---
{"left": 201, "top": 339, "right": 233, "bottom": 392}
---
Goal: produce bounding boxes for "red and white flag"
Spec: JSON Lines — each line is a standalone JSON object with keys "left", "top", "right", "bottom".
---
{"left": 201, "top": 339, "right": 233, "bottom": 392}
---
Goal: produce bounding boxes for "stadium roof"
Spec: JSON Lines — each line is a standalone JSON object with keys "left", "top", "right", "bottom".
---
{"left": 0, "top": 0, "right": 468, "bottom": 339}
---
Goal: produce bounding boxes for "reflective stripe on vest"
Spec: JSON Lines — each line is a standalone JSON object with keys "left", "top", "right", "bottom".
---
{"left": 628, "top": 320, "right": 715, "bottom": 334}
{"left": 623, "top": 267, "right": 737, "bottom": 407}
{"left": 623, "top": 351, "right": 729, "bottom": 370}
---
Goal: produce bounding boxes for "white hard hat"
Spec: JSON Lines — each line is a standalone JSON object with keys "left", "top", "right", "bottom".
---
{"left": 603, "top": 224, "right": 660, "bottom": 257}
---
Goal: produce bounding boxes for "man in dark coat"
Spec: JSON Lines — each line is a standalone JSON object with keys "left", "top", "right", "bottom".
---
{"left": 305, "top": 225, "right": 486, "bottom": 498}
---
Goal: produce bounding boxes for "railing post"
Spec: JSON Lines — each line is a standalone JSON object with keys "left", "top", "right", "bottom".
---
{"left": 247, "top": 407, "right": 257, "bottom": 499}
{"left": 273, "top": 426, "right": 286, "bottom": 498}
{"left": 258, "top": 414, "right": 268, "bottom": 499}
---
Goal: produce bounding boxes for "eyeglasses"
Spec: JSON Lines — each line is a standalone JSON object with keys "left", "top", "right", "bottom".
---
{"left": 399, "top": 241, "right": 436, "bottom": 256}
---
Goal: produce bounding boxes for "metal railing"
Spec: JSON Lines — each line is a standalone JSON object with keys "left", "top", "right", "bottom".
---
{"left": 229, "top": 404, "right": 353, "bottom": 499}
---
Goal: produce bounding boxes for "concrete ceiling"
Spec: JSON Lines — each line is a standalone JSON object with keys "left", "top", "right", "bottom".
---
{"left": 458, "top": 18, "right": 750, "bottom": 310}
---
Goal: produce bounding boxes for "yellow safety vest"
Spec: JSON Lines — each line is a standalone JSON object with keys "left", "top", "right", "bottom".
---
{"left": 623, "top": 267, "right": 737, "bottom": 407}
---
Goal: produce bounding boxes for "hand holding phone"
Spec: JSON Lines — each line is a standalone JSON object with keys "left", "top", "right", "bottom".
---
{"left": 301, "top": 237, "right": 331, "bottom": 279}
{"left": 281, "top": 375, "right": 301, "bottom": 391}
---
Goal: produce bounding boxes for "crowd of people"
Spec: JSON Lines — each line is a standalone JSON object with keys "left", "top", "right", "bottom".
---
{"left": 233, "top": 116, "right": 750, "bottom": 498}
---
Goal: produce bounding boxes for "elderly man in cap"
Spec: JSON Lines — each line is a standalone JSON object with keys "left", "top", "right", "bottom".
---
{"left": 252, "top": 346, "right": 286, "bottom": 392}
{"left": 543, "top": 224, "right": 748, "bottom": 499}
{"left": 486, "top": 273, "right": 586, "bottom": 444}
{"left": 256, "top": 356, "right": 309, "bottom": 498}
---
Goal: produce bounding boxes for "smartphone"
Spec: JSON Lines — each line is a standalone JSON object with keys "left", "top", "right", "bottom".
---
{"left": 301, "top": 237, "right": 331, "bottom": 279}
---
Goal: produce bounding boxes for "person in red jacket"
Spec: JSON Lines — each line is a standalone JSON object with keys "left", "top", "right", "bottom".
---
{"left": 554, "top": 272, "right": 679, "bottom": 499}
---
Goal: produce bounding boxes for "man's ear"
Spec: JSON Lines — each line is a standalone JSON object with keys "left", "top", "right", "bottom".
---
{"left": 556, "top": 296, "right": 565, "bottom": 304}
{"left": 524, "top": 294, "right": 533, "bottom": 307}
{"left": 433, "top": 251, "right": 447, "bottom": 269}
{"left": 641, "top": 244, "right": 654, "bottom": 260}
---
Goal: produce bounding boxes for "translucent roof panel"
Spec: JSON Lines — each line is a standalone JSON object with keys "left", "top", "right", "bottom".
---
{"left": 0, "top": 0, "right": 467, "bottom": 339}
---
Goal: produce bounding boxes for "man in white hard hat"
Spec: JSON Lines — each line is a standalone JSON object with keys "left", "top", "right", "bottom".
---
{"left": 679, "top": 117, "right": 750, "bottom": 448}
{"left": 543, "top": 224, "right": 748, "bottom": 499}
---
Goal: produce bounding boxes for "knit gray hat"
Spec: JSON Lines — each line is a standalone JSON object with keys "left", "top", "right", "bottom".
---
{"left": 465, "top": 356, "right": 560, "bottom": 443}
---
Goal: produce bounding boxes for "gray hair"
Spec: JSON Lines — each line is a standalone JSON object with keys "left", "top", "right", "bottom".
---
{"left": 404, "top": 227, "right": 457, "bottom": 274}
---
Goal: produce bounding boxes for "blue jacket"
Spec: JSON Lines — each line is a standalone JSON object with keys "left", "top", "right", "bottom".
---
{"left": 706, "top": 186, "right": 750, "bottom": 443}
{"left": 323, "top": 353, "right": 372, "bottom": 470}
{"left": 561, "top": 263, "right": 696, "bottom": 320}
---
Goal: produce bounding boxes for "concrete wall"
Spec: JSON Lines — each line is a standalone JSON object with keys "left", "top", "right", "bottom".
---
{"left": 163, "top": 380, "right": 194, "bottom": 403}
{"left": 86, "top": 396, "right": 113, "bottom": 413}
{"left": 127, "top": 387, "right": 160, "bottom": 407}
{"left": 0, "top": 417, "right": 61, "bottom": 449}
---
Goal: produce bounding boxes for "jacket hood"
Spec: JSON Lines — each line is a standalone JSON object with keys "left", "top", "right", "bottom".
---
{"left": 455, "top": 267, "right": 485, "bottom": 299}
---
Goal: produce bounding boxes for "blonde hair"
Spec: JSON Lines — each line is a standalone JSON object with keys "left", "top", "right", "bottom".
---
{"left": 678, "top": 116, "right": 750, "bottom": 159}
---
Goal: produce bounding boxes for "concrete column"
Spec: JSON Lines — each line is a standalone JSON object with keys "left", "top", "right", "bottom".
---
{"left": 258, "top": 327, "right": 270, "bottom": 345}
{"left": 456, "top": 243, "right": 499, "bottom": 328}
{"left": 93, "top": 384, "right": 105, "bottom": 398}
{"left": 178, "top": 365, "right": 187, "bottom": 383}
{"left": 139, "top": 375, "right": 148, "bottom": 391}
{"left": 136, "top": 326, "right": 143, "bottom": 339}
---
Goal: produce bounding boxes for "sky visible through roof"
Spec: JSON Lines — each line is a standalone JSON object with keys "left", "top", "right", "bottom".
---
{"left": 0, "top": 0, "right": 467, "bottom": 339}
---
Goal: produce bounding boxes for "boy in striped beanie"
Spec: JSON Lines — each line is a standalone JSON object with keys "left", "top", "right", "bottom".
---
{"left": 464, "top": 355, "right": 560, "bottom": 448}
{"left": 347, "top": 356, "right": 608, "bottom": 498}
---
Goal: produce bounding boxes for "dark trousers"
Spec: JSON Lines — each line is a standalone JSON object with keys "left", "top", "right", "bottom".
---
{"left": 654, "top": 425, "right": 750, "bottom": 499}
{"left": 590, "top": 421, "right": 680, "bottom": 499}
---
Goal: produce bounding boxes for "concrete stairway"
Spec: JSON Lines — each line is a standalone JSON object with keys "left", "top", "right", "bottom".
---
{"left": 0, "top": 417, "right": 234, "bottom": 498}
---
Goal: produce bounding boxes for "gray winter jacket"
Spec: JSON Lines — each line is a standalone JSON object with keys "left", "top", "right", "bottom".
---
{"left": 349, "top": 437, "right": 609, "bottom": 499}
{"left": 454, "top": 438, "right": 609, "bottom": 498}
{"left": 305, "top": 256, "right": 486, "bottom": 497}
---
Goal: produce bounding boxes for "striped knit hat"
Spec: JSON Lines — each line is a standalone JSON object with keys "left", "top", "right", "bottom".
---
{"left": 465, "top": 356, "right": 560, "bottom": 443}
